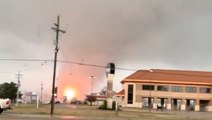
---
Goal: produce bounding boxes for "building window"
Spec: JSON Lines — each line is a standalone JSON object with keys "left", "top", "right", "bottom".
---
{"left": 157, "top": 85, "right": 169, "bottom": 91}
{"left": 127, "top": 84, "right": 134, "bottom": 104}
{"left": 185, "top": 87, "right": 197, "bottom": 93}
{"left": 142, "top": 85, "right": 154, "bottom": 90}
{"left": 199, "top": 87, "right": 211, "bottom": 93}
{"left": 171, "top": 86, "right": 183, "bottom": 92}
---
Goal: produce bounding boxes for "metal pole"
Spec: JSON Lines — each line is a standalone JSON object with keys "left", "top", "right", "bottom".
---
{"left": 149, "top": 69, "right": 153, "bottom": 113}
{"left": 15, "top": 71, "right": 22, "bottom": 106}
{"left": 89, "top": 76, "right": 95, "bottom": 95}
{"left": 41, "top": 82, "right": 43, "bottom": 104}
{"left": 37, "top": 95, "right": 39, "bottom": 109}
{"left": 149, "top": 83, "right": 152, "bottom": 113}
{"left": 91, "top": 78, "right": 92, "bottom": 95}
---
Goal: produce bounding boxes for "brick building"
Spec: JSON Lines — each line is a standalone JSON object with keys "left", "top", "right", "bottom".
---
{"left": 117, "top": 69, "right": 212, "bottom": 112}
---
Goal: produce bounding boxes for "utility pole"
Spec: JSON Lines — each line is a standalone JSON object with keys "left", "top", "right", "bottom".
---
{"left": 40, "top": 82, "right": 43, "bottom": 104}
{"left": 50, "top": 16, "right": 66, "bottom": 116}
{"left": 15, "top": 71, "right": 23, "bottom": 106}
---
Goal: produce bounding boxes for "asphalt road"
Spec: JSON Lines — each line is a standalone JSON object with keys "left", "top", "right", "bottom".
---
{"left": 0, "top": 113, "right": 125, "bottom": 120}
{"left": 0, "top": 113, "right": 83, "bottom": 120}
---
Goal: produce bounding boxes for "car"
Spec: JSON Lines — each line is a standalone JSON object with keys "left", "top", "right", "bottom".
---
{"left": 0, "top": 98, "right": 11, "bottom": 113}
{"left": 55, "top": 101, "right": 61, "bottom": 104}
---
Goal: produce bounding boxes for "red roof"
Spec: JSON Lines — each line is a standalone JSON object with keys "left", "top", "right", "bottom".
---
{"left": 116, "top": 89, "right": 124, "bottom": 97}
{"left": 121, "top": 69, "right": 212, "bottom": 85}
{"left": 95, "top": 96, "right": 106, "bottom": 99}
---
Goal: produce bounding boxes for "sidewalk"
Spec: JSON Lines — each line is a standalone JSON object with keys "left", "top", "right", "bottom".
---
{"left": 120, "top": 107, "right": 212, "bottom": 120}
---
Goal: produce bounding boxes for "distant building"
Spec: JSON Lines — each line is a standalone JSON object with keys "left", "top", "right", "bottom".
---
{"left": 117, "top": 69, "right": 212, "bottom": 112}
{"left": 22, "top": 92, "right": 38, "bottom": 103}
{"left": 93, "top": 96, "right": 107, "bottom": 106}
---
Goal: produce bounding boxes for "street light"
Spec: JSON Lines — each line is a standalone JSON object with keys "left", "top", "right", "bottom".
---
{"left": 149, "top": 69, "right": 153, "bottom": 113}
{"left": 40, "top": 82, "right": 43, "bottom": 104}
{"left": 89, "top": 76, "right": 96, "bottom": 95}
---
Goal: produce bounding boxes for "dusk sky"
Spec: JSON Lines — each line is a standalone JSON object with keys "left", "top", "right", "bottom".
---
{"left": 1, "top": 0, "right": 212, "bottom": 101}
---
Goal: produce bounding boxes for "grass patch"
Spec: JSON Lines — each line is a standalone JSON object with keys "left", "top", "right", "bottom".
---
{"left": 10, "top": 104, "right": 116, "bottom": 116}
{"left": 8, "top": 104, "right": 211, "bottom": 120}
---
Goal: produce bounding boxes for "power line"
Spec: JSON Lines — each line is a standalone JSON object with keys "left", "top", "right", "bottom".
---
{"left": 0, "top": 61, "right": 51, "bottom": 74}
{"left": 0, "top": 58, "right": 53, "bottom": 62}
{"left": 0, "top": 58, "right": 138, "bottom": 71}
{"left": 3, "top": 58, "right": 212, "bottom": 77}
{"left": 59, "top": 60, "right": 137, "bottom": 71}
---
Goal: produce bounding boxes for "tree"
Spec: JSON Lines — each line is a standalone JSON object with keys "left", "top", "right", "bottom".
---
{"left": 99, "top": 86, "right": 116, "bottom": 96}
{"left": 86, "top": 95, "right": 96, "bottom": 106}
{"left": 99, "top": 87, "right": 107, "bottom": 96}
{"left": 0, "top": 82, "right": 18, "bottom": 101}
{"left": 99, "top": 100, "right": 107, "bottom": 109}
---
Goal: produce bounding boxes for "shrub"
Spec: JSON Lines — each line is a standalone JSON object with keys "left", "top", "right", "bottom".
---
{"left": 99, "top": 100, "right": 107, "bottom": 109}
{"left": 86, "top": 95, "right": 96, "bottom": 106}
{"left": 112, "top": 101, "right": 116, "bottom": 110}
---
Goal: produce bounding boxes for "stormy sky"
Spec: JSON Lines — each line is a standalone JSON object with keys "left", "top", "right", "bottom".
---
{"left": 1, "top": 0, "right": 212, "bottom": 100}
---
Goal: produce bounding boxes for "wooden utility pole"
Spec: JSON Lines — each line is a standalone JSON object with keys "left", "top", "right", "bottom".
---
{"left": 50, "top": 16, "right": 65, "bottom": 116}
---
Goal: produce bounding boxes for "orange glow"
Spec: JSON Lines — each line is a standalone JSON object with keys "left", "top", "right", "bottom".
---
{"left": 64, "top": 89, "right": 75, "bottom": 99}
{"left": 58, "top": 65, "right": 102, "bottom": 100}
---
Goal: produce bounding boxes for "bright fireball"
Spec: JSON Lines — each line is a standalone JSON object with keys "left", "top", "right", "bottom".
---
{"left": 65, "top": 89, "right": 75, "bottom": 99}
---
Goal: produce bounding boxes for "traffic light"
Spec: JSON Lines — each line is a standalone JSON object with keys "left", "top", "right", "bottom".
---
{"left": 54, "top": 87, "right": 57, "bottom": 98}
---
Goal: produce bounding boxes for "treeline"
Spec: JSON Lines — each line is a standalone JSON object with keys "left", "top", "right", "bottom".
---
{"left": 0, "top": 82, "right": 19, "bottom": 102}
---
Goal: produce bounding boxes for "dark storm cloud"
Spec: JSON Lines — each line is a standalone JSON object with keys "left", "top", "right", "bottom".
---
{"left": 63, "top": 0, "right": 212, "bottom": 70}
{"left": 1, "top": 0, "right": 212, "bottom": 69}
{"left": 1, "top": 0, "right": 212, "bottom": 96}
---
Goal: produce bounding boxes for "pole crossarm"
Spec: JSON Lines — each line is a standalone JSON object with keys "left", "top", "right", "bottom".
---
{"left": 51, "top": 27, "right": 66, "bottom": 33}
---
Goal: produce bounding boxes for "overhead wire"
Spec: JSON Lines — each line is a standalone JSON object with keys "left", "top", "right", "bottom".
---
{"left": 0, "top": 59, "right": 52, "bottom": 74}
{"left": 1, "top": 58, "right": 211, "bottom": 77}
{"left": 0, "top": 58, "right": 138, "bottom": 72}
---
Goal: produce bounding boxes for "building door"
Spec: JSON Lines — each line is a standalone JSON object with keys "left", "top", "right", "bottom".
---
{"left": 186, "top": 99, "right": 195, "bottom": 111}
{"left": 172, "top": 99, "right": 177, "bottom": 110}
{"left": 200, "top": 100, "right": 209, "bottom": 111}
{"left": 157, "top": 98, "right": 167, "bottom": 110}
{"left": 172, "top": 99, "right": 182, "bottom": 110}
{"left": 142, "top": 97, "right": 153, "bottom": 109}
